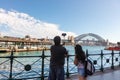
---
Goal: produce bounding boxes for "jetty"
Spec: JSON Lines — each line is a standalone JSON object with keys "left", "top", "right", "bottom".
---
{"left": 0, "top": 35, "right": 73, "bottom": 52}
{"left": 0, "top": 36, "right": 52, "bottom": 52}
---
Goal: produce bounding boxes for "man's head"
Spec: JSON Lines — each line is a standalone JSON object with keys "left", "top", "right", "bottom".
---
{"left": 54, "top": 36, "right": 61, "bottom": 45}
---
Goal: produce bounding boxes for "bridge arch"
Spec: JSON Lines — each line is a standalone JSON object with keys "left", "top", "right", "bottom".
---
{"left": 75, "top": 33, "right": 105, "bottom": 42}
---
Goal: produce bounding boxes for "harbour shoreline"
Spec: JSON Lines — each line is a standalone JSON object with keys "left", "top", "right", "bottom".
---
{"left": 0, "top": 47, "right": 50, "bottom": 53}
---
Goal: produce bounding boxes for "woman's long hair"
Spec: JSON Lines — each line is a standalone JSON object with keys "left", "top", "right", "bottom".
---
{"left": 75, "top": 44, "right": 86, "bottom": 63}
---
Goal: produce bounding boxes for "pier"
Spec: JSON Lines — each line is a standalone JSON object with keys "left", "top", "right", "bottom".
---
{"left": 0, "top": 36, "right": 52, "bottom": 52}
{"left": 0, "top": 36, "right": 73, "bottom": 52}
{"left": 0, "top": 49, "right": 119, "bottom": 80}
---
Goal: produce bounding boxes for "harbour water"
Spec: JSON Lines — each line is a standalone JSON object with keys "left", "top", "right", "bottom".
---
{"left": 0, "top": 45, "right": 119, "bottom": 79}
{"left": 0, "top": 45, "right": 112, "bottom": 56}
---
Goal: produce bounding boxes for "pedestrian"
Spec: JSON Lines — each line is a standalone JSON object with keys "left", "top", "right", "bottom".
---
{"left": 48, "top": 36, "right": 68, "bottom": 80}
{"left": 74, "top": 44, "right": 87, "bottom": 80}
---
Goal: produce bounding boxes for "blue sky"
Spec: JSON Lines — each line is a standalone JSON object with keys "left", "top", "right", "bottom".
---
{"left": 0, "top": 0, "right": 120, "bottom": 43}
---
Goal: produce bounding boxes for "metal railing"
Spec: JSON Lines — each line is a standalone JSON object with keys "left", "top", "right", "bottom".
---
{"left": 0, "top": 50, "right": 120, "bottom": 80}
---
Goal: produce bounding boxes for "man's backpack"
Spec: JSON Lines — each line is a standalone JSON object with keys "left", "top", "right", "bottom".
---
{"left": 85, "top": 59, "right": 95, "bottom": 76}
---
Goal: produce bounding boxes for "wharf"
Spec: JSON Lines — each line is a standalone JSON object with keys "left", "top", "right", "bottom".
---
{"left": 66, "top": 69, "right": 120, "bottom": 80}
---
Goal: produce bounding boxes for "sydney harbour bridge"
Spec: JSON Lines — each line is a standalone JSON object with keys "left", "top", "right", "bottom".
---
{"left": 74, "top": 33, "right": 108, "bottom": 46}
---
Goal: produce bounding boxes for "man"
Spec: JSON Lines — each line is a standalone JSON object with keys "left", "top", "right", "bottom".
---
{"left": 48, "top": 36, "right": 68, "bottom": 80}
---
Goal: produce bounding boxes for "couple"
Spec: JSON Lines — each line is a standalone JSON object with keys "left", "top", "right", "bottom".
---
{"left": 48, "top": 36, "right": 86, "bottom": 80}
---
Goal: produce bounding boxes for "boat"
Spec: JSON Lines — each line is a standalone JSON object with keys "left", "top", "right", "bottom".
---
{"left": 104, "top": 42, "right": 120, "bottom": 51}
{"left": 104, "top": 46, "right": 120, "bottom": 51}
{"left": 0, "top": 49, "right": 7, "bottom": 53}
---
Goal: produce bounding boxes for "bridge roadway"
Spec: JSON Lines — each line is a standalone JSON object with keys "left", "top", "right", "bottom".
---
{"left": 66, "top": 69, "right": 120, "bottom": 80}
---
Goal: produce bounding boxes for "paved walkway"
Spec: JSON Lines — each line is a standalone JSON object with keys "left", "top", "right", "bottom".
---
{"left": 66, "top": 69, "right": 120, "bottom": 80}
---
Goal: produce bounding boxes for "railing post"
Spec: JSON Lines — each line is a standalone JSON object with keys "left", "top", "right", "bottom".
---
{"left": 100, "top": 50, "right": 104, "bottom": 72}
{"left": 119, "top": 51, "right": 120, "bottom": 67}
{"left": 86, "top": 49, "right": 88, "bottom": 58}
{"left": 9, "top": 50, "right": 14, "bottom": 79}
{"left": 41, "top": 49, "right": 45, "bottom": 80}
{"left": 66, "top": 55, "right": 69, "bottom": 78}
{"left": 111, "top": 50, "right": 114, "bottom": 69}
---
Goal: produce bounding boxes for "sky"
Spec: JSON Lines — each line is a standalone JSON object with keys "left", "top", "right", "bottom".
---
{"left": 0, "top": 0, "right": 120, "bottom": 43}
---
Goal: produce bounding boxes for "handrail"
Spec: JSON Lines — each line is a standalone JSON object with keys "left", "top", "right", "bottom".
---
{"left": 0, "top": 50, "right": 119, "bottom": 79}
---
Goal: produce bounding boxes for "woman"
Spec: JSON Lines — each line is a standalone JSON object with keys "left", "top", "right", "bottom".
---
{"left": 74, "top": 44, "right": 86, "bottom": 80}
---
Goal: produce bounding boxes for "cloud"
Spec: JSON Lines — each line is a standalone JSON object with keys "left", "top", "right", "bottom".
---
{"left": 0, "top": 8, "right": 76, "bottom": 39}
